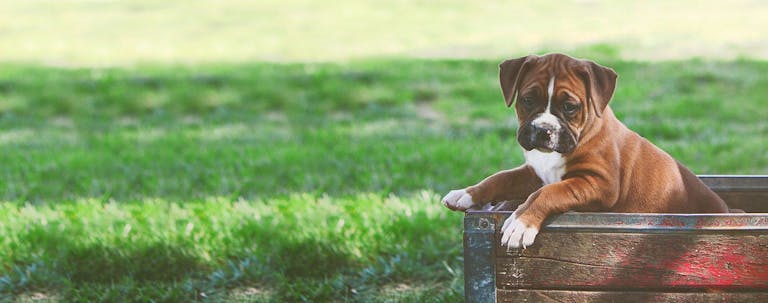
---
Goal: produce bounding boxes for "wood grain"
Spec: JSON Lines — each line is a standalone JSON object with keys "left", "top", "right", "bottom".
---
{"left": 717, "top": 191, "right": 768, "bottom": 212}
{"left": 496, "top": 231, "right": 768, "bottom": 290}
{"left": 497, "top": 289, "right": 768, "bottom": 303}
{"left": 463, "top": 176, "right": 768, "bottom": 303}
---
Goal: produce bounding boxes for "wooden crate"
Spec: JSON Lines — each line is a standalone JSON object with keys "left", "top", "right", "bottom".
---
{"left": 463, "top": 175, "right": 768, "bottom": 303}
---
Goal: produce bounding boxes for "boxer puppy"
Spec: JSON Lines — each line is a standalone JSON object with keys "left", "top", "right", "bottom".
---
{"left": 442, "top": 53, "right": 729, "bottom": 249}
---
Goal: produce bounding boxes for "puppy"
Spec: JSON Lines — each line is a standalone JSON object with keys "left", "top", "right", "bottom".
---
{"left": 442, "top": 53, "right": 729, "bottom": 248}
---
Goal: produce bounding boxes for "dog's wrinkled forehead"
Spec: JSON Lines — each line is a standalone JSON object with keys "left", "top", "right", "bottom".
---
{"left": 499, "top": 53, "right": 618, "bottom": 117}
{"left": 527, "top": 53, "right": 577, "bottom": 72}
{"left": 520, "top": 55, "right": 585, "bottom": 89}
{"left": 519, "top": 55, "right": 586, "bottom": 97}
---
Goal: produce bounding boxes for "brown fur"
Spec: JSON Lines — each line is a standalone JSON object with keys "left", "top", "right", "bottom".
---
{"left": 458, "top": 53, "right": 728, "bottom": 231}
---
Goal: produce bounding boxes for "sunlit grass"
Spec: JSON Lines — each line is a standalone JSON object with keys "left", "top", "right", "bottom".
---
{"left": 0, "top": 192, "right": 464, "bottom": 302}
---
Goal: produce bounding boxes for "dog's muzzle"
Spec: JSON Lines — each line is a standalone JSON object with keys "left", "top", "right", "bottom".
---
{"left": 518, "top": 121, "right": 577, "bottom": 154}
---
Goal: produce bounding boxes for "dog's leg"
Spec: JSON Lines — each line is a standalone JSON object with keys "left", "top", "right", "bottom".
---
{"left": 442, "top": 165, "right": 542, "bottom": 211}
{"left": 500, "top": 176, "right": 614, "bottom": 248}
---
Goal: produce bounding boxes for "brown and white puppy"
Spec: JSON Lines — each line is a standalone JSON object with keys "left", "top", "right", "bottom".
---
{"left": 442, "top": 53, "right": 729, "bottom": 249}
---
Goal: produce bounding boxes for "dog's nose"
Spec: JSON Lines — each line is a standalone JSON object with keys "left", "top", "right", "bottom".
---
{"left": 530, "top": 125, "right": 553, "bottom": 142}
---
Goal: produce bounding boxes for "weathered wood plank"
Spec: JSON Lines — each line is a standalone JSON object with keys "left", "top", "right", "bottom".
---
{"left": 717, "top": 191, "right": 768, "bottom": 212}
{"left": 497, "top": 289, "right": 768, "bottom": 303}
{"left": 700, "top": 175, "right": 768, "bottom": 191}
{"left": 702, "top": 175, "right": 768, "bottom": 212}
{"left": 463, "top": 176, "right": 768, "bottom": 302}
{"left": 496, "top": 232, "right": 768, "bottom": 290}
{"left": 472, "top": 212, "right": 768, "bottom": 232}
{"left": 538, "top": 212, "right": 768, "bottom": 231}
{"left": 463, "top": 213, "right": 497, "bottom": 303}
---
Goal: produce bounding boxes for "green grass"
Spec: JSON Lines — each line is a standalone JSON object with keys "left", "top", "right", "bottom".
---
{"left": 0, "top": 58, "right": 767, "bottom": 302}
{"left": 0, "top": 194, "right": 463, "bottom": 302}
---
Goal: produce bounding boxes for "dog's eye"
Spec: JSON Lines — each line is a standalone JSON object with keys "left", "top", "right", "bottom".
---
{"left": 521, "top": 97, "right": 536, "bottom": 108}
{"left": 563, "top": 102, "right": 580, "bottom": 115}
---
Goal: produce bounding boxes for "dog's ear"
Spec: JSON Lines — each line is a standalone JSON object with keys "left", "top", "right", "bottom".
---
{"left": 580, "top": 60, "right": 617, "bottom": 117}
{"left": 499, "top": 55, "right": 534, "bottom": 107}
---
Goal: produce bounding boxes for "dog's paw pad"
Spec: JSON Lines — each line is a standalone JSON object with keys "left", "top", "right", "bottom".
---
{"left": 500, "top": 214, "right": 539, "bottom": 249}
{"left": 441, "top": 189, "right": 474, "bottom": 211}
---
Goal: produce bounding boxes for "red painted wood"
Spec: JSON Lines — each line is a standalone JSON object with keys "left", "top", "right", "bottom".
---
{"left": 464, "top": 176, "right": 768, "bottom": 302}
{"left": 496, "top": 231, "right": 768, "bottom": 290}
{"left": 497, "top": 289, "right": 768, "bottom": 303}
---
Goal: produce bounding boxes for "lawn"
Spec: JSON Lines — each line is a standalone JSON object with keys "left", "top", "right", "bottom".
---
{"left": 1, "top": 1, "right": 768, "bottom": 302}
{"left": 1, "top": 58, "right": 767, "bottom": 302}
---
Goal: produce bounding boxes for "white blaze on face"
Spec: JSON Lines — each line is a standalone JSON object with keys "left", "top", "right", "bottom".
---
{"left": 531, "top": 76, "right": 560, "bottom": 130}
{"left": 546, "top": 75, "right": 555, "bottom": 111}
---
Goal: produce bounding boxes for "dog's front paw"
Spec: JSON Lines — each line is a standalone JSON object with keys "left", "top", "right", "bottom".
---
{"left": 500, "top": 213, "right": 539, "bottom": 249}
{"left": 441, "top": 189, "right": 474, "bottom": 211}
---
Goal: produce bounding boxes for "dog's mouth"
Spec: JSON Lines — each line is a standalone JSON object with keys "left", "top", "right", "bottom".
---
{"left": 520, "top": 137, "right": 575, "bottom": 154}
{"left": 535, "top": 147, "right": 554, "bottom": 153}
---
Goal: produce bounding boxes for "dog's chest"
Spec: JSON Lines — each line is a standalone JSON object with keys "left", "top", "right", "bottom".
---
{"left": 524, "top": 149, "right": 566, "bottom": 185}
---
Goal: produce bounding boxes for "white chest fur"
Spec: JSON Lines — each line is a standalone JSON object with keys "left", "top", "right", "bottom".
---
{"left": 524, "top": 149, "right": 566, "bottom": 185}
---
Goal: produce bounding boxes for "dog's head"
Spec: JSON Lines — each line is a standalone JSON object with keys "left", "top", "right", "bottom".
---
{"left": 499, "top": 53, "right": 617, "bottom": 154}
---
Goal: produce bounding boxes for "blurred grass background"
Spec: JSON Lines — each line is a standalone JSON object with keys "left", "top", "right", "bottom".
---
{"left": 1, "top": 1, "right": 767, "bottom": 302}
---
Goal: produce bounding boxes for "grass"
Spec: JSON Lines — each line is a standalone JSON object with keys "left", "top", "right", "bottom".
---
{"left": 1, "top": 193, "right": 463, "bottom": 302}
{"left": 0, "top": 57, "right": 767, "bottom": 302}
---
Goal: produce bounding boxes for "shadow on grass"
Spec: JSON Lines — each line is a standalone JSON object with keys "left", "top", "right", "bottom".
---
{"left": 6, "top": 223, "right": 206, "bottom": 284}
{"left": 13, "top": 225, "right": 359, "bottom": 284}
{"left": 231, "top": 219, "right": 358, "bottom": 280}
{"left": 61, "top": 243, "right": 205, "bottom": 283}
{"left": 273, "top": 238, "right": 355, "bottom": 279}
